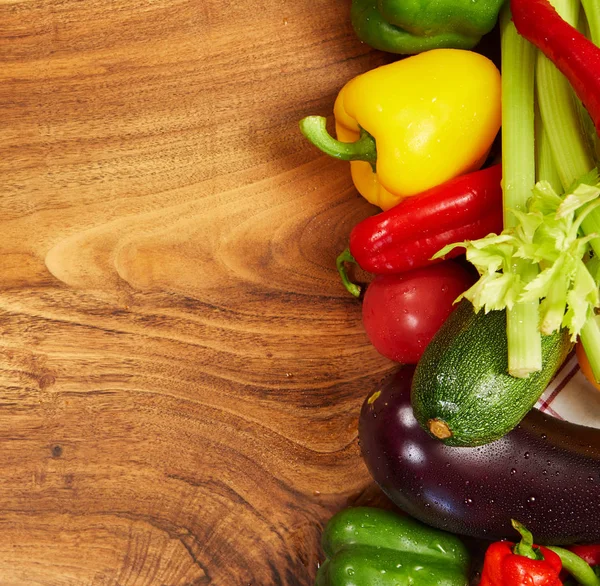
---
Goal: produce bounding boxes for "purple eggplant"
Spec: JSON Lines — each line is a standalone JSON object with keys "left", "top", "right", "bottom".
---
{"left": 359, "top": 366, "right": 600, "bottom": 544}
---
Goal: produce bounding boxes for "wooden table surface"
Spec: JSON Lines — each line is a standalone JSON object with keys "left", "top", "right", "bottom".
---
{"left": 0, "top": 1, "right": 397, "bottom": 583}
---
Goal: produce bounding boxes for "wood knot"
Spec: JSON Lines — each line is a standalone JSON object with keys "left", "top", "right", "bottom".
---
{"left": 38, "top": 374, "right": 56, "bottom": 389}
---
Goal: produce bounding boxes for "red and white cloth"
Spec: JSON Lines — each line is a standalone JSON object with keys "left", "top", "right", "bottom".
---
{"left": 535, "top": 352, "right": 600, "bottom": 429}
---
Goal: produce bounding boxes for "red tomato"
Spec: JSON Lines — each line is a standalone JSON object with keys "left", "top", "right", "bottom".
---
{"left": 361, "top": 261, "right": 475, "bottom": 364}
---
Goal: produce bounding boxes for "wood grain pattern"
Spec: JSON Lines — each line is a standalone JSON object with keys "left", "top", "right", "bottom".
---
{"left": 0, "top": 0, "right": 397, "bottom": 584}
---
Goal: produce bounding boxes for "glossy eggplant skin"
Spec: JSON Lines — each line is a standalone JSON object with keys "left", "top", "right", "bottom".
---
{"left": 359, "top": 366, "right": 600, "bottom": 544}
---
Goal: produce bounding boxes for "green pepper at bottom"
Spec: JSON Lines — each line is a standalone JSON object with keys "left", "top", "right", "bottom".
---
{"left": 315, "top": 507, "right": 470, "bottom": 586}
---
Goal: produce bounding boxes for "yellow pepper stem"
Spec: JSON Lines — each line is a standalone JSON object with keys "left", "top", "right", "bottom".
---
{"left": 299, "top": 116, "right": 377, "bottom": 168}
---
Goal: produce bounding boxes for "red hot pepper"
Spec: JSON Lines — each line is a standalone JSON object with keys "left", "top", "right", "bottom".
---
{"left": 554, "top": 546, "right": 600, "bottom": 586}
{"left": 510, "top": 0, "right": 600, "bottom": 136}
{"left": 479, "top": 520, "right": 563, "bottom": 586}
{"left": 349, "top": 163, "right": 502, "bottom": 276}
{"left": 568, "top": 546, "right": 600, "bottom": 569}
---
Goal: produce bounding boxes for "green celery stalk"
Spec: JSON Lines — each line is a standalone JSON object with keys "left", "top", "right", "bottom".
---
{"left": 581, "top": 256, "right": 600, "bottom": 383}
{"left": 582, "top": 0, "right": 600, "bottom": 43}
{"left": 536, "top": 0, "right": 600, "bottom": 381}
{"left": 536, "top": 51, "right": 592, "bottom": 189}
{"left": 580, "top": 315, "right": 600, "bottom": 382}
{"left": 536, "top": 113, "right": 563, "bottom": 192}
{"left": 536, "top": 110, "right": 569, "bottom": 336}
{"left": 536, "top": 0, "right": 594, "bottom": 196}
{"left": 576, "top": 2, "right": 600, "bottom": 253}
{"left": 501, "top": 6, "right": 542, "bottom": 377}
{"left": 535, "top": 0, "right": 593, "bottom": 191}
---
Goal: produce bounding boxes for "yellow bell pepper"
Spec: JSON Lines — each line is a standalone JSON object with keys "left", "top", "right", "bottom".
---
{"left": 300, "top": 49, "right": 501, "bottom": 210}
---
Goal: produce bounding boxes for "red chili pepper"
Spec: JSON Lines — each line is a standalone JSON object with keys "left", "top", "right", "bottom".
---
{"left": 568, "top": 546, "right": 600, "bottom": 569}
{"left": 348, "top": 164, "right": 502, "bottom": 275}
{"left": 510, "top": 0, "right": 600, "bottom": 136}
{"left": 556, "top": 545, "right": 600, "bottom": 586}
{"left": 479, "top": 520, "right": 563, "bottom": 586}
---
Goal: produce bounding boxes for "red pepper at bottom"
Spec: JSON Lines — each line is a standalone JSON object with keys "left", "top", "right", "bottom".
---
{"left": 480, "top": 543, "right": 563, "bottom": 586}
{"left": 349, "top": 164, "right": 503, "bottom": 275}
{"left": 479, "top": 521, "right": 563, "bottom": 586}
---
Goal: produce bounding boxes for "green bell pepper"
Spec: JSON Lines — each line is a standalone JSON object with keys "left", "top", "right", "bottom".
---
{"left": 315, "top": 507, "right": 470, "bottom": 586}
{"left": 351, "top": 0, "right": 505, "bottom": 55}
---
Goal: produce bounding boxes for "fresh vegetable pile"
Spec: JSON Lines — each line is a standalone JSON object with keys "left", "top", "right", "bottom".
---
{"left": 300, "top": 0, "right": 600, "bottom": 583}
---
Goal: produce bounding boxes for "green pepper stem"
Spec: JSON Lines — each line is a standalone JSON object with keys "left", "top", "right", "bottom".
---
{"left": 336, "top": 249, "right": 362, "bottom": 298}
{"left": 511, "top": 520, "right": 541, "bottom": 560}
{"left": 547, "top": 546, "right": 600, "bottom": 586}
{"left": 299, "top": 116, "right": 377, "bottom": 167}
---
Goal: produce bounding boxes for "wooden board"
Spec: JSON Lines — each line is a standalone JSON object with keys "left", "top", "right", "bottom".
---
{"left": 0, "top": 1, "right": 396, "bottom": 583}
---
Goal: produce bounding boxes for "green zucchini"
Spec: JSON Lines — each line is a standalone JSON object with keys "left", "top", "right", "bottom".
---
{"left": 411, "top": 299, "right": 572, "bottom": 447}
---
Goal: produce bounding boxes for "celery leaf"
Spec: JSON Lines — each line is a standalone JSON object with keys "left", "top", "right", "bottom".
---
{"left": 436, "top": 171, "right": 600, "bottom": 339}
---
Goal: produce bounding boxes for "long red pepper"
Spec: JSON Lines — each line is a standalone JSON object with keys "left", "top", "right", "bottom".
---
{"left": 511, "top": 0, "right": 600, "bottom": 135}
{"left": 349, "top": 163, "right": 503, "bottom": 275}
{"left": 568, "top": 546, "right": 600, "bottom": 569}
{"left": 564, "top": 546, "right": 600, "bottom": 585}
{"left": 551, "top": 546, "right": 600, "bottom": 586}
